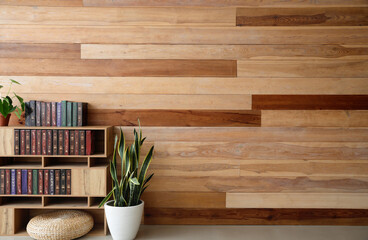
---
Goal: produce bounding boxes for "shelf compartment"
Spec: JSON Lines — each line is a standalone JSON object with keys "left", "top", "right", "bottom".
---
{"left": 89, "top": 197, "right": 105, "bottom": 208}
{"left": 44, "top": 157, "right": 88, "bottom": 168}
{"left": 44, "top": 196, "right": 88, "bottom": 208}
{"left": 0, "top": 196, "right": 42, "bottom": 208}
{"left": 89, "top": 156, "right": 110, "bottom": 167}
{"left": 0, "top": 157, "right": 42, "bottom": 168}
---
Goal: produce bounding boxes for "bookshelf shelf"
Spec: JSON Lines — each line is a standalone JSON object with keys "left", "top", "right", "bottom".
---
{"left": 0, "top": 126, "right": 113, "bottom": 236}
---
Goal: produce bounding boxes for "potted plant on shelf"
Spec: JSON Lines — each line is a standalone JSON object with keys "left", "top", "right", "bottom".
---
{"left": 0, "top": 79, "right": 25, "bottom": 126}
{"left": 99, "top": 122, "right": 154, "bottom": 240}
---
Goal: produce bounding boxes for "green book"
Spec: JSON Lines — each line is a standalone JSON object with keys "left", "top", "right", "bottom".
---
{"left": 61, "top": 100, "right": 67, "bottom": 127}
{"left": 66, "top": 101, "right": 73, "bottom": 127}
{"left": 72, "top": 102, "right": 78, "bottom": 127}
{"left": 32, "top": 169, "right": 38, "bottom": 195}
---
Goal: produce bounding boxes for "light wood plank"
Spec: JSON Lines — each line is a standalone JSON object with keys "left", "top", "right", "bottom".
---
{"left": 0, "top": 6, "right": 235, "bottom": 26}
{"left": 2, "top": 76, "right": 368, "bottom": 95}
{"left": 0, "top": 0, "right": 83, "bottom": 6}
{"left": 71, "top": 168, "right": 107, "bottom": 196}
{"left": 226, "top": 193, "right": 368, "bottom": 209}
{"left": 0, "top": 208, "right": 14, "bottom": 235}
{"left": 262, "top": 110, "right": 368, "bottom": 127}
{"left": 1, "top": 25, "right": 367, "bottom": 44}
{"left": 0, "top": 128, "right": 14, "bottom": 156}
{"left": 238, "top": 60, "right": 368, "bottom": 78}
{"left": 81, "top": 44, "right": 368, "bottom": 60}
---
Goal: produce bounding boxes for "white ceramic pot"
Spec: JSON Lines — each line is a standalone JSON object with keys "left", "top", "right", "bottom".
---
{"left": 105, "top": 200, "right": 144, "bottom": 240}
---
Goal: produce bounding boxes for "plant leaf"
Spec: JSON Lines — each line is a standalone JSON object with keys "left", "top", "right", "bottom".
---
{"left": 10, "top": 79, "right": 21, "bottom": 85}
{"left": 129, "top": 177, "right": 140, "bottom": 185}
{"left": 98, "top": 188, "right": 114, "bottom": 208}
{"left": 138, "top": 146, "right": 154, "bottom": 188}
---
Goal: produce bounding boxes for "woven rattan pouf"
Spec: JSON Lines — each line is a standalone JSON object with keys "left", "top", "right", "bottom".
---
{"left": 26, "top": 210, "right": 94, "bottom": 240}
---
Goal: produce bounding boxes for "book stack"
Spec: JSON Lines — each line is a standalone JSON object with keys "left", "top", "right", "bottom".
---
{"left": 0, "top": 169, "right": 71, "bottom": 195}
{"left": 25, "top": 101, "right": 88, "bottom": 127}
{"left": 14, "top": 129, "right": 95, "bottom": 155}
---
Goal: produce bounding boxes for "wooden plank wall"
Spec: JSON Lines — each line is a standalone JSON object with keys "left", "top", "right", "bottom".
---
{"left": 1, "top": 0, "right": 368, "bottom": 225}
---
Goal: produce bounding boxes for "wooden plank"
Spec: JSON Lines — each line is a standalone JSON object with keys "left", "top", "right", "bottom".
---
{"left": 2, "top": 76, "right": 368, "bottom": 95}
{"left": 71, "top": 168, "right": 107, "bottom": 196}
{"left": 81, "top": 44, "right": 368, "bottom": 60}
{"left": 262, "top": 110, "right": 368, "bottom": 127}
{"left": 236, "top": 7, "right": 368, "bottom": 26}
{"left": 226, "top": 193, "right": 368, "bottom": 209}
{"left": 0, "top": 6, "right": 235, "bottom": 26}
{"left": 238, "top": 60, "right": 368, "bottom": 78}
{"left": 18, "top": 93, "right": 251, "bottom": 110}
{"left": 118, "top": 127, "right": 368, "bottom": 142}
{"left": 87, "top": 109, "right": 261, "bottom": 127}
{"left": 240, "top": 160, "right": 368, "bottom": 176}
{"left": 0, "top": 0, "right": 83, "bottom": 6}
{"left": 253, "top": 95, "right": 368, "bottom": 110}
{"left": 0, "top": 43, "right": 80, "bottom": 59}
{"left": 0, "top": 208, "right": 14, "bottom": 235}
{"left": 0, "top": 128, "right": 14, "bottom": 156}
{"left": 83, "top": 0, "right": 368, "bottom": 7}
{"left": 0, "top": 58, "right": 236, "bottom": 77}
{"left": 1, "top": 25, "right": 367, "bottom": 45}
{"left": 144, "top": 208, "right": 368, "bottom": 225}
{"left": 142, "top": 192, "right": 225, "bottom": 208}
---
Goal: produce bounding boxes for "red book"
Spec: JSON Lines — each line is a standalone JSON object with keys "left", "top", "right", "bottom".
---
{"left": 51, "top": 102, "right": 57, "bottom": 126}
{"left": 47, "top": 130, "right": 52, "bottom": 155}
{"left": 69, "top": 131, "right": 75, "bottom": 155}
{"left": 20, "top": 130, "right": 26, "bottom": 155}
{"left": 46, "top": 102, "right": 51, "bottom": 126}
{"left": 36, "top": 130, "right": 42, "bottom": 155}
{"left": 86, "top": 130, "right": 95, "bottom": 155}
{"left": 64, "top": 130, "right": 69, "bottom": 155}
{"left": 55, "top": 169, "right": 60, "bottom": 195}
{"left": 58, "top": 130, "right": 64, "bottom": 155}
{"left": 38, "top": 170, "right": 43, "bottom": 194}
{"left": 14, "top": 129, "right": 20, "bottom": 155}
{"left": 79, "top": 130, "right": 85, "bottom": 155}
{"left": 74, "top": 130, "right": 79, "bottom": 155}
{"left": 16, "top": 169, "right": 22, "bottom": 194}
{"left": 52, "top": 130, "right": 58, "bottom": 155}
{"left": 31, "top": 130, "right": 36, "bottom": 155}
{"left": 44, "top": 170, "right": 49, "bottom": 195}
{"left": 5, "top": 169, "right": 10, "bottom": 194}
{"left": 42, "top": 130, "right": 47, "bottom": 155}
{"left": 27, "top": 169, "right": 32, "bottom": 194}
{"left": 25, "top": 130, "right": 31, "bottom": 155}
{"left": 66, "top": 169, "right": 71, "bottom": 195}
{"left": 0, "top": 170, "right": 4, "bottom": 194}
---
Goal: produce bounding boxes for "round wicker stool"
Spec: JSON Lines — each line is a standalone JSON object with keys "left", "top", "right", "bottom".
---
{"left": 26, "top": 210, "right": 94, "bottom": 240}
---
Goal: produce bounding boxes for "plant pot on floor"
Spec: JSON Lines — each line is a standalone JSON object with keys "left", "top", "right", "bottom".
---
{"left": 105, "top": 200, "right": 144, "bottom": 240}
{"left": 0, "top": 115, "right": 10, "bottom": 126}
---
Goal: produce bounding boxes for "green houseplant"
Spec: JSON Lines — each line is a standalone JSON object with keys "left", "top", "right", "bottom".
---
{"left": 0, "top": 79, "right": 25, "bottom": 126}
{"left": 100, "top": 122, "right": 154, "bottom": 240}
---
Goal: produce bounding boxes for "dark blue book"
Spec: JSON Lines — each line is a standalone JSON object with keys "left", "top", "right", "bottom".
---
{"left": 21, "top": 169, "right": 27, "bottom": 194}
{"left": 10, "top": 169, "right": 16, "bottom": 195}
{"left": 57, "top": 102, "right": 62, "bottom": 127}
{"left": 49, "top": 169, "right": 55, "bottom": 195}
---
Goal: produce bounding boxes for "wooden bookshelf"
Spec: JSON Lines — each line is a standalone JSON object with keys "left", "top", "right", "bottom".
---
{"left": 0, "top": 126, "right": 113, "bottom": 236}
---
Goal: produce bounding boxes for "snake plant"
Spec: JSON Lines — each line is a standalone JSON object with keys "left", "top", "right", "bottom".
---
{"left": 99, "top": 122, "right": 154, "bottom": 207}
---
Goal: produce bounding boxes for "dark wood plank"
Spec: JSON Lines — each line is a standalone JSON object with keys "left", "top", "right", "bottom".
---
{"left": 144, "top": 208, "right": 368, "bottom": 225}
{"left": 0, "top": 43, "right": 80, "bottom": 59}
{"left": 88, "top": 109, "right": 260, "bottom": 127}
{"left": 236, "top": 7, "right": 368, "bottom": 26}
{"left": 0, "top": 59, "right": 236, "bottom": 77}
{"left": 253, "top": 95, "right": 368, "bottom": 110}
{"left": 0, "top": 0, "right": 83, "bottom": 6}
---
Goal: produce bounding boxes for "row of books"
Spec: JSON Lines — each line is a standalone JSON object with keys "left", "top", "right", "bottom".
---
{"left": 0, "top": 169, "right": 71, "bottom": 195}
{"left": 25, "top": 101, "right": 88, "bottom": 127}
{"left": 14, "top": 129, "right": 95, "bottom": 155}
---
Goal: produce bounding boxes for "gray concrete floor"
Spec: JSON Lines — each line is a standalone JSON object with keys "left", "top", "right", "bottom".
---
{"left": 1, "top": 225, "right": 368, "bottom": 240}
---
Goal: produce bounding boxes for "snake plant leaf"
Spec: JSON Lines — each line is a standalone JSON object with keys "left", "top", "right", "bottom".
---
{"left": 110, "top": 161, "right": 120, "bottom": 206}
{"left": 138, "top": 146, "right": 154, "bottom": 186}
{"left": 10, "top": 79, "right": 21, "bottom": 85}
{"left": 124, "top": 147, "right": 130, "bottom": 177}
{"left": 129, "top": 177, "right": 140, "bottom": 185}
{"left": 143, "top": 173, "right": 154, "bottom": 188}
{"left": 140, "top": 185, "right": 149, "bottom": 197}
{"left": 141, "top": 137, "right": 146, "bottom": 145}
{"left": 98, "top": 187, "right": 115, "bottom": 208}
{"left": 112, "top": 135, "right": 118, "bottom": 167}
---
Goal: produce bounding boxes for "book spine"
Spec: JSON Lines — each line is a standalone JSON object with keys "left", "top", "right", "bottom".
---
{"left": 30, "top": 100, "right": 36, "bottom": 126}
{"left": 38, "top": 169, "right": 43, "bottom": 194}
{"left": 86, "top": 130, "right": 95, "bottom": 155}
{"left": 64, "top": 130, "right": 69, "bottom": 155}
{"left": 20, "top": 130, "right": 25, "bottom": 155}
{"left": 25, "top": 101, "right": 31, "bottom": 126}
{"left": 69, "top": 130, "right": 75, "bottom": 155}
{"left": 16, "top": 169, "right": 21, "bottom": 195}
{"left": 0, "top": 169, "right": 4, "bottom": 194}
{"left": 51, "top": 102, "right": 57, "bottom": 126}
{"left": 21, "top": 169, "right": 27, "bottom": 194}
{"left": 36, "top": 130, "right": 42, "bottom": 155}
{"left": 32, "top": 169, "right": 38, "bottom": 194}
{"left": 72, "top": 102, "right": 78, "bottom": 127}
{"left": 74, "top": 130, "right": 79, "bottom": 155}
{"left": 42, "top": 130, "right": 47, "bottom": 155}
{"left": 11, "top": 169, "right": 16, "bottom": 195}
{"left": 66, "top": 101, "right": 72, "bottom": 127}
{"left": 66, "top": 169, "right": 71, "bottom": 195}
{"left": 57, "top": 102, "right": 62, "bottom": 127}
{"left": 14, "top": 129, "right": 20, "bottom": 155}
{"left": 47, "top": 130, "right": 52, "bottom": 155}
{"left": 49, "top": 169, "right": 55, "bottom": 195}
{"left": 46, "top": 102, "right": 51, "bottom": 126}
{"left": 31, "top": 130, "right": 36, "bottom": 155}
{"left": 36, "top": 101, "right": 41, "bottom": 126}
{"left": 25, "top": 130, "right": 31, "bottom": 155}
{"left": 27, "top": 169, "right": 32, "bottom": 195}
{"left": 60, "top": 169, "right": 66, "bottom": 195}
{"left": 52, "top": 130, "right": 58, "bottom": 155}
{"left": 5, "top": 170, "right": 11, "bottom": 194}
{"left": 55, "top": 169, "right": 60, "bottom": 195}
{"left": 41, "top": 101, "right": 46, "bottom": 126}
{"left": 61, "top": 100, "right": 67, "bottom": 127}
{"left": 58, "top": 130, "right": 64, "bottom": 155}
{"left": 79, "top": 130, "right": 86, "bottom": 155}
{"left": 44, "top": 169, "right": 49, "bottom": 195}
{"left": 77, "top": 102, "right": 88, "bottom": 126}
